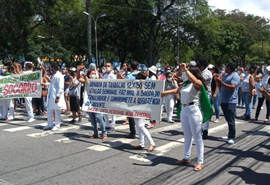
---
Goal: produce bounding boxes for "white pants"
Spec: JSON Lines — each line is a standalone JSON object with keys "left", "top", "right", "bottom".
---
{"left": 135, "top": 118, "right": 155, "bottom": 147}
{"left": 163, "top": 94, "right": 175, "bottom": 121}
{"left": 180, "top": 104, "right": 204, "bottom": 164}
{"left": 25, "top": 97, "right": 34, "bottom": 119}
{"left": 47, "top": 109, "right": 61, "bottom": 127}
{"left": 2, "top": 99, "right": 14, "bottom": 120}
{"left": 104, "top": 114, "right": 116, "bottom": 128}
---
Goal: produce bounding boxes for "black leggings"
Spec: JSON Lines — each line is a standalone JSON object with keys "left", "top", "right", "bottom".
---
{"left": 34, "top": 96, "right": 44, "bottom": 113}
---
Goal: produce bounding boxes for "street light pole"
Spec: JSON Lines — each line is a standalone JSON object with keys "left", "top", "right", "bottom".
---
{"left": 84, "top": 12, "right": 106, "bottom": 65}
{"left": 86, "top": 0, "right": 92, "bottom": 63}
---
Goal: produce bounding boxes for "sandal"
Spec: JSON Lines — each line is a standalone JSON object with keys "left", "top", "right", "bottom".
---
{"left": 147, "top": 145, "right": 155, "bottom": 152}
{"left": 176, "top": 158, "right": 191, "bottom": 165}
{"left": 193, "top": 163, "right": 204, "bottom": 171}
{"left": 90, "top": 134, "right": 99, "bottom": 139}
{"left": 102, "top": 135, "right": 108, "bottom": 141}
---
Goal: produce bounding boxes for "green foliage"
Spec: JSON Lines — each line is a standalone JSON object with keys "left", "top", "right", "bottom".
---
{"left": 0, "top": 0, "right": 270, "bottom": 67}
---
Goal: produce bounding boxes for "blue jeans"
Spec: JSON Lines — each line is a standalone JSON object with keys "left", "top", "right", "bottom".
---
{"left": 242, "top": 92, "right": 252, "bottom": 116}
{"left": 211, "top": 91, "right": 220, "bottom": 119}
{"left": 221, "top": 103, "right": 236, "bottom": 139}
{"left": 88, "top": 112, "right": 107, "bottom": 136}
{"left": 238, "top": 88, "right": 244, "bottom": 106}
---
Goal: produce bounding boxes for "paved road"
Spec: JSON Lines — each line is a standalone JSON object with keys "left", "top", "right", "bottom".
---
{"left": 0, "top": 106, "right": 269, "bottom": 185}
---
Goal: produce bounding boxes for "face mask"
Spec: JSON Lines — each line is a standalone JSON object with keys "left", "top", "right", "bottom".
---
{"left": 182, "top": 72, "right": 188, "bottom": 82}
{"left": 106, "top": 67, "right": 111, "bottom": 72}
{"left": 244, "top": 71, "right": 247, "bottom": 75}
{"left": 90, "top": 75, "right": 96, "bottom": 79}
{"left": 62, "top": 70, "right": 66, "bottom": 74}
{"left": 102, "top": 69, "right": 106, "bottom": 73}
{"left": 167, "top": 78, "right": 172, "bottom": 81}
{"left": 265, "top": 70, "right": 268, "bottom": 75}
{"left": 1, "top": 69, "right": 6, "bottom": 74}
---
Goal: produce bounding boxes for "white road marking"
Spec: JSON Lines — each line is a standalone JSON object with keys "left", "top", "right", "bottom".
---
{"left": 129, "top": 121, "right": 244, "bottom": 162}
{"left": 87, "top": 123, "right": 181, "bottom": 151}
{"left": 27, "top": 123, "right": 90, "bottom": 138}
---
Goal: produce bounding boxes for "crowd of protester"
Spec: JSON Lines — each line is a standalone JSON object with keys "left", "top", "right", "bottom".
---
{"left": 1, "top": 58, "right": 270, "bottom": 171}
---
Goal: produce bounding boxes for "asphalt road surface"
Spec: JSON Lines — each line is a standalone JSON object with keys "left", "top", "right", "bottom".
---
{"left": 0, "top": 105, "right": 269, "bottom": 185}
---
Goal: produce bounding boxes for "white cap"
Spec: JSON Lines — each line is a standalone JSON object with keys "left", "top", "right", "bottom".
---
{"left": 148, "top": 65, "right": 157, "bottom": 74}
{"left": 190, "top": 61, "right": 196, "bottom": 66}
{"left": 266, "top": 66, "right": 270, "bottom": 71}
{"left": 70, "top": 67, "right": 76, "bottom": 72}
{"left": 89, "top": 63, "right": 96, "bottom": 70}
{"left": 208, "top": 64, "right": 214, "bottom": 69}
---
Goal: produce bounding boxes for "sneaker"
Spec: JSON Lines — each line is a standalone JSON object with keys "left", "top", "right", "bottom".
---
{"left": 264, "top": 119, "right": 269, "bottom": 122}
{"left": 222, "top": 136, "right": 229, "bottom": 140}
{"left": 245, "top": 115, "right": 251, "bottom": 120}
{"left": 77, "top": 117, "right": 82, "bottom": 123}
{"left": 214, "top": 119, "right": 220, "bottom": 123}
{"left": 167, "top": 120, "right": 174, "bottom": 123}
{"left": 28, "top": 118, "right": 35, "bottom": 123}
{"left": 105, "top": 127, "right": 110, "bottom": 131}
{"left": 144, "top": 123, "right": 149, "bottom": 128}
{"left": 228, "top": 138, "right": 235, "bottom": 144}
{"left": 147, "top": 122, "right": 156, "bottom": 129}
{"left": 52, "top": 126, "right": 59, "bottom": 131}
{"left": 43, "top": 125, "right": 53, "bottom": 130}
{"left": 125, "top": 134, "right": 136, "bottom": 139}
{"left": 108, "top": 127, "right": 115, "bottom": 133}
{"left": 202, "top": 130, "right": 208, "bottom": 139}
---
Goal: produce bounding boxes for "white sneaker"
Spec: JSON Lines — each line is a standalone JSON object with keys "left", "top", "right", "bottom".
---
{"left": 222, "top": 136, "right": 229, "bottom": 140}
{"left": 28, "top": 118, "right": 35, "bottom": 123}
{"left": 228, "top": 138, "right": 235, "bottom": 144}
{"left": 52, "top": 126, "right": 59, "bottom": 131}
{"left": 43, "top": 125, "right": 53, "bottom": 130}
{"left": 167, "top": 120, "right": 174, "bottom": 123}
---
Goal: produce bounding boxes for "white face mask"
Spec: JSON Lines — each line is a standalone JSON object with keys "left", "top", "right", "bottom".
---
{"left": 106, "top": 67, "right": 111, "bottom": 72}
{"left": 167, "top": 78, "right": 172, "bottom": 81}
{"left": 90, "top": 75, "right": 96, "bottom": 79}
{"left": 182, "top": 72, "right": 188, "bottom": 82}
{"left": 102, "top": 69, "right": 106, "bottom": 73}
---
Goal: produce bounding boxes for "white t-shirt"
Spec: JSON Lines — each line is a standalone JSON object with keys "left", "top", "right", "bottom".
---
{"left": 103, "top": 72, "right": 116, "bottom": 79}
{"left": 146, "top": 75, "right": 157, "bottom": 80}
{"left": 254, "top": 81, "right": 263, "bottom": 98}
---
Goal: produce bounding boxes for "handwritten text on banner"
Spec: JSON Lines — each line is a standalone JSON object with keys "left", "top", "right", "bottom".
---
{"left": 82, "top": 79, "right": 164, "bottom": 120}
{"left": 0, "top": 71, "right": 42, "bottom": 99}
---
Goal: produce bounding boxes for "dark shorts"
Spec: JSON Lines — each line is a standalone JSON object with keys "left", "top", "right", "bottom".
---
{"left": 70, "top": 96, "right": 80, "bottom": 112}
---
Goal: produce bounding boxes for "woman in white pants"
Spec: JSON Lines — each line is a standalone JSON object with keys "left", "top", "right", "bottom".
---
{"left": 132, "top": 72, "right": 155, "bottom": 152}
{"left": 162, "top": 63, "right": 206, "bottom": 171}
{"left": 163, "top": 71, "right": 178, "bottom": 123}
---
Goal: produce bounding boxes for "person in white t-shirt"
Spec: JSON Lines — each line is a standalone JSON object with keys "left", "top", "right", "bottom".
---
{"left": 253, "top": 74, "right": 263, "bottom": 120}
{"left": 102, "top": 62, "right": 116, "bottom": 132}
{"left": 146, "top": 65, "right": 158, "bottom": 129}
{"left": 23, "top": 63, "right": 35, "bottom": 123}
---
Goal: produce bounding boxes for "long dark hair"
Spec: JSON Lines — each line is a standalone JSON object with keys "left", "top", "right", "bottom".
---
{"left": 149, "top": 71, "right": 157, "bottom": 79}
{"left": 188, "top": 66, "right": 208, "bottom": 91}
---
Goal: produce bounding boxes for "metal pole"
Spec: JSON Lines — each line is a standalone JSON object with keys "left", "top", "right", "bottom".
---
{"left": 262, "top": 38, "right": 264, "bottom": 62}
{"left": 177, "top": 11, "right": 179, "bottom": 59}
{"left": 95, "top": 20, "right": 98, "bottom": 65}
{"left": 86, "top": 0, "right": 92, "bottom": 62}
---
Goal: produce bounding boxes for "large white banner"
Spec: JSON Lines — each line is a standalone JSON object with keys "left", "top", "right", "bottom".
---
{"left": 82, "top": 79, "right": 165, "bottom": 120}
{"left": 0, "top": 71, "right": 42, "bottom": 99}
